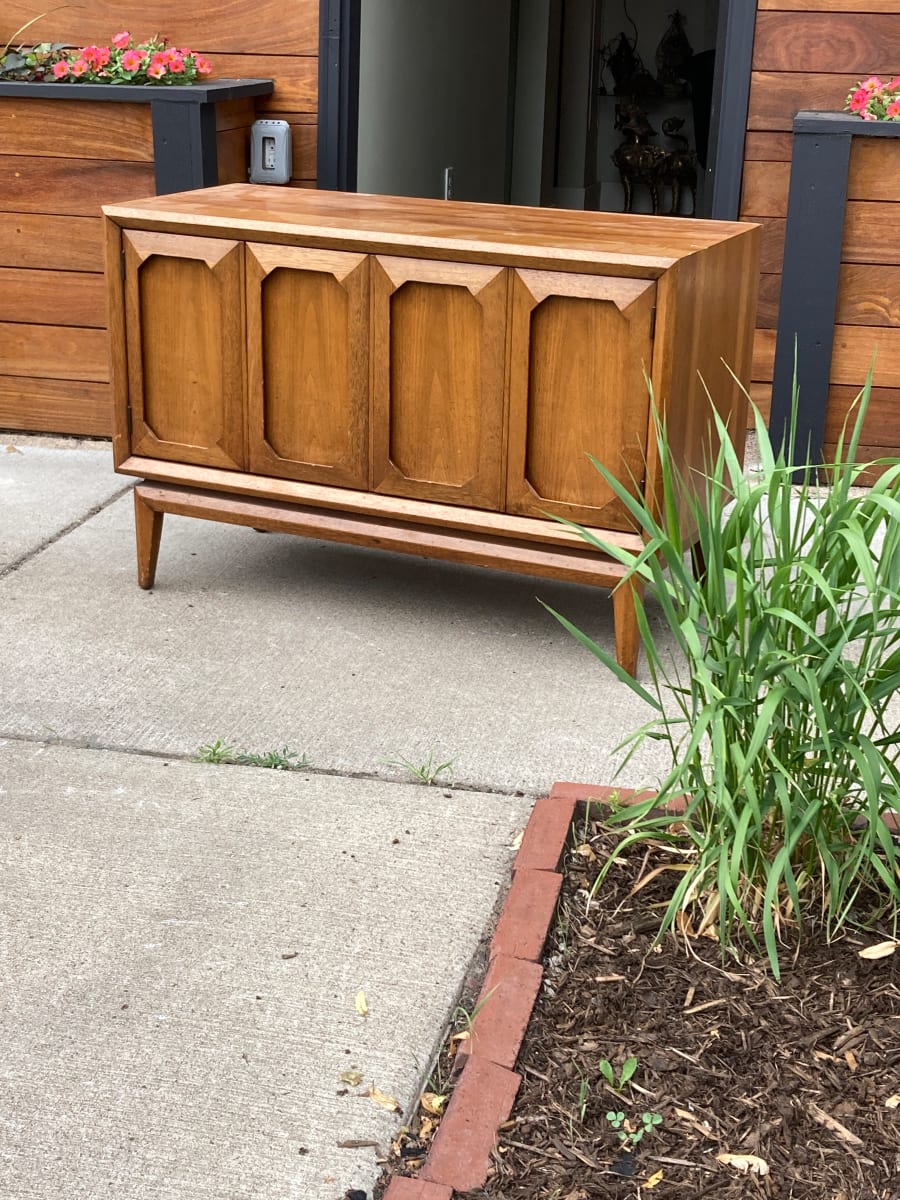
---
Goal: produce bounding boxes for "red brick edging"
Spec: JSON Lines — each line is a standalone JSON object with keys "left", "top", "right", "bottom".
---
{"left": 382, "top": 783, "right": 631, "bottom": 1200}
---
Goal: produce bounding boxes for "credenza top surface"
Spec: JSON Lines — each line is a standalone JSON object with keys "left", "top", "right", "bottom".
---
{"left": 103, "top": 184, "right": 758, "bottom": 276}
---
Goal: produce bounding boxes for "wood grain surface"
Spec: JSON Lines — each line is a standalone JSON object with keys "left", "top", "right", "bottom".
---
{"left": 0, "top": 100, "right": 153, "bottom": 160}
{"left": 844, "top": 202, "right": 900, "bottom": 264}
{"left": 0, "top": 269, "right": 106, "bottom": 327}
{"left": 122, "top": 230, "right": 245, "bottom": 470}
{"left": 741, "top": 161, "right": 791, "bottom": 219}
{"left": 0, "top": 376, "right": 111, "bottom": 436}
{"left": 371, "top": 256, "right": 509, "bottom": 509}
{"left": 1, "top": 2, "right": 317, "bottom": 55}
{"left": 753, "top": 12, "right": 900, "bottom": 74}
{"left": 0, "top": 322, "right": 109, "bottom": 382}
{"left": 246, "top": 243, "right": 370, "bottom": 488}
{"left": 748, "top": 72, "right": 863, "bottom": 130}
{"left": 506, "top": 270, "right": 655, "bottom": 528}
{"left": 0, "top": 214, "right": 103, "bottom": 271}
{"left": 0, "top": 157, "right": 155, "bottom": 217}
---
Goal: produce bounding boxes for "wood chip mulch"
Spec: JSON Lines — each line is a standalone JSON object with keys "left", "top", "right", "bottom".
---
{"left": 378, "top": 813, "right": 900, "bottom": 1200}
{"left": 477, "top": 821, "right": 900, "bottom": 1199}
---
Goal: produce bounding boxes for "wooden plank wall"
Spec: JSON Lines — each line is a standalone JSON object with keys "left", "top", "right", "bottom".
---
{"left": 0, "top": 1, "right": 319, "bottom": 436}
{"left": 743, "top": 0, "right": 900, "bottom": 460}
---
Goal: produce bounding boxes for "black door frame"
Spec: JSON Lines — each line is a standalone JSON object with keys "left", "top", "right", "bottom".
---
{"left": 317, "top": 0, "right": 756, "bottom": 219}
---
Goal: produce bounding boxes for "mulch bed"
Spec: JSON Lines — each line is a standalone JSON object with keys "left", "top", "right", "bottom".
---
{"left": 376, "top": 811, "right": 900, "bottom": 1200}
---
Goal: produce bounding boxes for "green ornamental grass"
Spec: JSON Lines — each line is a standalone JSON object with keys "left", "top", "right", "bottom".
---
{"left": 547, "top": 374, "right": 900, "bottom": 978}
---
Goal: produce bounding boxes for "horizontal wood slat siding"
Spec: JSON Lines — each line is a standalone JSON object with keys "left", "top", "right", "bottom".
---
{"left": 2, "top": 3, "right": 318, "bottom": 54}
{"left": 0, "top": 269, "right": 107, "bottom": 327}
{"left": 0, "top": 324, "right": 109, "bottom": 382}
{"left": 0, "top": 158, "right": 157, "bottom": 216}
{"left": 753, "top": 12, "right": 900, "bottom": 74}
{"left": 742, "top": 2, "right": 900, "bottom": 456}
{"left": 0, "top": 377, "right": 111, "bottom": 436}
{"left": 0, "top": 215, "right": 104, "bottom": 271}
{"left": 747, "top": 72, "right": 862, "bottom": 131}
{"left": 758, "top": 264, "right": 900, "bottom": 332}
{"left": 210, "top": 55, "right": 318, "bottom": 113}
{"left": 759, "top": 0, "right": 900, "bottom": 9}
{"left": 1, "top": 0, "right": 319, "bottom": 436}
{"left": 0, "top": 100, "right": 154, "bottom": 159}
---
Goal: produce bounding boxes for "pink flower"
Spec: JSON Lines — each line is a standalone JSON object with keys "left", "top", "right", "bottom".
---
{"left": 849, "top": 88, "right": 869, "bottom": 113}
{"left": 120, "top": 49, "right": 144, "bottom": 72}
{"left": 166, "top": 52, "right": 185, "bottom": 73}
{"left": 888, "top": 76, "right": 900, "bottom": 91}
{"left": 93, "top": 45, "right": 111, "bottom": 67}
{"left": 861, "top": 109, "right": 876, "bottom": 120}
{"left": 887, "top": 100, "right": 900, "bottom": 118}
{"left": 112, "top": 31, "right": 131, "bottom": 49}
{"left": 862, "top": 76, "right": 883, "bottom": 92}
{"left": 194, "top": 55, "right": 211, "bottom": 75}
{"left": 150, "top": 50, "right": 168, "bottom": 70}
{"left": 51, "top": 59, "right": 69, "bottom": 79}
{"left": 69, "top": 58, "right": 89, "bottom": 77}
{"left": 147, "top": 63, "right": 166, "bottom": 79}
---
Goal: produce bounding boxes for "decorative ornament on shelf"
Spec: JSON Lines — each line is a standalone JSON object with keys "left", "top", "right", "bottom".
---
{"left": 0, "top": 28, "right": 212, "bottom": 84}
{"left": 845, "top": 75, "right": 900, "bottom": 120}
{"left": 655, "top": 9, "right": 693, "bottom": 97}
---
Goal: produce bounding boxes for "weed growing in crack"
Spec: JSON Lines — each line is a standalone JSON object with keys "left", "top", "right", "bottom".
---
{"left": 196, "top": 740, "right": 309, "bottom": 770}
{"left": 386, "top": 750, "right": 454, "bottom": 786}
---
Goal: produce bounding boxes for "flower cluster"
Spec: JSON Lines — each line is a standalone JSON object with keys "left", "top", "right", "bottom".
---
{"left": 1, "top": 31, "right": 211, "bottom": 85}
{"left": 845, "top": 75, "right": 900, "bottom": 121}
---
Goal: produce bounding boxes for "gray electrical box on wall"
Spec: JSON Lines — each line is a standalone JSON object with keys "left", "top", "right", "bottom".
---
{"left": 249, "top": 119, "right": 292, "bottom": 184}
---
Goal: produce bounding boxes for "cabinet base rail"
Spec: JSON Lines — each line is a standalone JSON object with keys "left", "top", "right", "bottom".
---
{"left": 133, "top": 482, "right": 644, "bottom": 677}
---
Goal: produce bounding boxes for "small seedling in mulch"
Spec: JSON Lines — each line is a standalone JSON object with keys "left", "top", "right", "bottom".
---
{"left": 576, "top": 1070, "right": 590, "bottom": 1122}
{"left": 606, "top": 1108, "right": 663, "bottom": 1152}
{"left": 196, "top": 740, "right": 309, "bottom": 770}
{"left": 386, "top": 750, "right": 454, "bottom": 786}
{"left": 598, "top": 1054, "right": 638, "bottom": 1093}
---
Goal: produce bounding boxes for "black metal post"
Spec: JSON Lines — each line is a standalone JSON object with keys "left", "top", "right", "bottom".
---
{"left": 769, "top": 124, "right": 852, "bottom": 464}
{"left": 151, "top": 100, "right": 218, "bottom": 193}
{"left": 770, "top": 112, "right": 900, "bottom": 466}
{"left": 707, "top": 0, "right": 757, "bottom": 220}
{"left": 318, "top": 0, "right": 360, "bottom": 191}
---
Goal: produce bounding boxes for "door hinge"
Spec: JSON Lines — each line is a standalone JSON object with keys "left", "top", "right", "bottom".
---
{"left": 649, "top": 305, "right": 657, "bottom": 340}
{"left": 120, "top": 248, "right": 126, "bottom": 279}
{"left": 125, "top": 405, "right": 132, "bottom": 438}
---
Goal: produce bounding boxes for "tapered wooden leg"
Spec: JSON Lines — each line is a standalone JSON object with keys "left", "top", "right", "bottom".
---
{"left": 134, "top": 486, "right": 164, "bottom": 589}
{"left": 613, "top": 576, "right": 644, "bottom": 678}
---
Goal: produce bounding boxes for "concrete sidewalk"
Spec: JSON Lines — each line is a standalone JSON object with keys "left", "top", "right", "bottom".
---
{"left": 0, "top": 438, "right": 673, "bottom": 1199}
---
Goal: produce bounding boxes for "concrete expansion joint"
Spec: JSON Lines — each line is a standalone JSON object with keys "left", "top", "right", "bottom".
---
{"left": 0, "top": 482, "right": 133, "bottom": 581}
{"left": 0, "top": 734, "right": 545, "bottom": 804}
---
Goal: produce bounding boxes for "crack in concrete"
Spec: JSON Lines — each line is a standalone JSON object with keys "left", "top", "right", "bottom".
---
{"left": 0, "top": 730, "right": 538, "bottom": 799}
{"left": 0, "top": 482, "right": 134, "bottom": 581}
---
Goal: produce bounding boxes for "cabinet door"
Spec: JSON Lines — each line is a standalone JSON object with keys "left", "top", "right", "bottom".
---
{"left": 371, "top": 257, "right": 508, "bottom": 509}
{"left": 246, "top": 244, "right": 369, "bottom": 488}
{"left": 123, "top": 230, "right": 245, "bottom": 470}
{"left": 507, "top": 270, "right": 656, "bottom": 529}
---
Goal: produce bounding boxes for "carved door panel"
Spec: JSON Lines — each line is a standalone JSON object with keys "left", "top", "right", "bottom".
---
{"left": 122, "top": 230, "right": 245, "bottom": 470}
{"left": 370, "top": 257, "right": 508, "bottom": 509}
{"left": 246, "top": 243, "right": 370, "bottom": 488}
{"left": 506, "top": 269, "right": 656, "bottom": 528}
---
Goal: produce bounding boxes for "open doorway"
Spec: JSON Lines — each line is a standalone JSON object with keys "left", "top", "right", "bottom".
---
{"left": 540, "top": 0, "right": 719, "bottom": 216}
{"left": 325, "top": 0, "right": 752, "bottom": 220}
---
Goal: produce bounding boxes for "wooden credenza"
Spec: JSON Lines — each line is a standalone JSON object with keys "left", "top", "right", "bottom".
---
{"left": 103, "top": 185, "right": 759, "bottom": 675}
